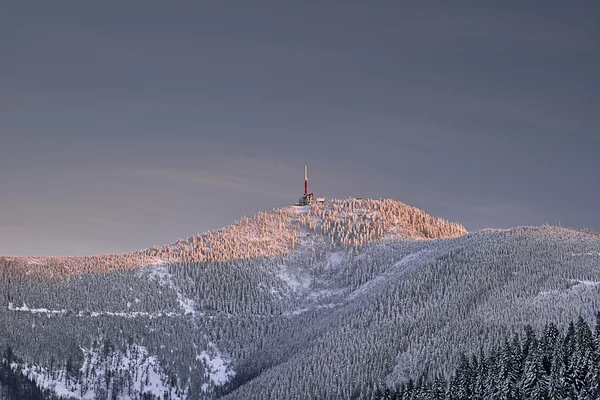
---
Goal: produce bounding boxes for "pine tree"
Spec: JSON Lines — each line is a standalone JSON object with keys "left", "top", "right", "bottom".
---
{"left": 497, "top": 339, "right": 520, "bottom": 400}
{"left": 574, "top": 317, "right": 593, "bottom": 391}
{"left": 541, "top": 323, "right": 560, "bottom": 375}
{"left": 547, "top": 342, "right": 572, "bottom": 400}
{"left": 521, "top": 341, "right": 548, "bottom": 399}
{"left": 562, "top": 321, "right": 577, "bottom": 397}
{"left": 427, "top": 376, "right": 446, "bottom": 400}
{"left": 522, "top": 325, "right": 536, "bottom": 360}
{"left": 472, "top": 350, "right": 488, "bottom": 400}
{"left": 455, "top": 354, "right": 473, "bottom": 399}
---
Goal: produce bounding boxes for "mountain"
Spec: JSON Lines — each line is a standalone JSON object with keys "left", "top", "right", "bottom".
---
{"left": 1, "top": 198, "right": 599, "bottom": 399}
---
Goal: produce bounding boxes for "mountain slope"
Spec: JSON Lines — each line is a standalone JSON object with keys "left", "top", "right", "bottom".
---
{"left": 2, "top": 199, "right": 599, "bottom": 399}
{"left": 220, "top": 226, "right": 600, "bottom": 399}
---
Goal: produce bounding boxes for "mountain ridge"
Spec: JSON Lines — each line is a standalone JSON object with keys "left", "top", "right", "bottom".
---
{"left": 1, "top": 198, "right": 467, "bottom": 275}
{"left": 2, "top": 198, "right": 600, "bottom": 399}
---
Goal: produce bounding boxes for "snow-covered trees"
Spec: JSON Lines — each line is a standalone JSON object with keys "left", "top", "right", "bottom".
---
{"left": 1, "top": 199, "right": 599, "bottom": 399}
{"left": 378, "top": 315, "right": 600, "bottom": 399}
{"left": 0, "top": 199, "right": 467, "bottom": 278}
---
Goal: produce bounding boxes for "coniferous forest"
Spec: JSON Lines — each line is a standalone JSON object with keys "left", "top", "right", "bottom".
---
{"left": 377, "top": 315, "right": 600, "bottom": 400}
{"left": 1, "top": 199, "right": 600, "bottom": 399}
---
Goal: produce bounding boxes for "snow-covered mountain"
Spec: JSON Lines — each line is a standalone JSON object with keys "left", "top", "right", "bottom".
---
{"left": 1, "top": 198, "right": 599, "bottom": 399}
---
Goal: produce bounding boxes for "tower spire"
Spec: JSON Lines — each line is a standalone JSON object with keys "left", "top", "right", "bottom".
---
{"left": 304, "top": 165, "right": 308, "bottom": 195}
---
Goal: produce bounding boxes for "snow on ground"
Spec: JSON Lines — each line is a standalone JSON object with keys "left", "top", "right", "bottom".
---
{"left": 197, "top": 343, "right": 236, "bottom": 392}
{"left": 569, "top": 279, "right": 600, "bottom": 288}
{"left": 16, "top": 363, "right": 83, "bottom": 399}
{"left": 291, "top": 205, "right": 311, "bottom": 214}
{"left": 80, "top": 310, "right": 180, "bottom": 318}
{"left": 7, "top": 302, "right": 181, "bottom": 319}
{"left": 307, "top": 288, "right": 347, "bottom": 300}
{"left": 12, "top": 344, "right": 186, "bottom": 399}
{"left": 277, "top": 267, "right": 310, "bottom": 292}
{"left": 538, "top": 279, "right": 600, "bottom": 297}
{"left": 8, "top": 302, "right": 66, "bottom": 314}
{"left": 178, "top": 296, "right": 196, "bottom": 316}
{"left": 142, "top": 264, "right": 200, "bottom": 319}
{"left": 283, "top": 302, "right": 345, "bottom": 316}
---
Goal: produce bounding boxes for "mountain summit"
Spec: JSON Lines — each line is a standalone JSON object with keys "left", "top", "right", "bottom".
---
{"left": 2, "top": 199, "right": 599, "bottom": 399}
{"left": 2, "top": 199, "right": 466, "bottom": 276}
{"left": 143, "top": 198, "right": 467, "bottom": 263}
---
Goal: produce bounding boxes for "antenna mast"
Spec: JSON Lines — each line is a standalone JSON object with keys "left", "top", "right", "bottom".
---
{"left": 304, "top": 165, "right": 308, "bottom": 195}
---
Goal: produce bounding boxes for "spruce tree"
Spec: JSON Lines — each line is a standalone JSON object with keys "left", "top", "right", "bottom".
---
{"left": 521, "top": 341, "right": 548, "bottom": 399}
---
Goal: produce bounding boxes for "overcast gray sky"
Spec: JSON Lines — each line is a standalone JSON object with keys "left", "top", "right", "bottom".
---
{"left": 1, "top": 2, "right": 599, "bottom": 256}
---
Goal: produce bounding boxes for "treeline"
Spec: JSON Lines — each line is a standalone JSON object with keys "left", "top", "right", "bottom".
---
{"left": 377, "top": 314, "right": 600, "bottom": 399}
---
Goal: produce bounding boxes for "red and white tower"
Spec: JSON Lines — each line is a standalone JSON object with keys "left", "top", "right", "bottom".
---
{"left": 298, "top": 165, "right": 315, "bottom": 205}
{"left": 304, "top": 165, "right": 309, "bottom": 195}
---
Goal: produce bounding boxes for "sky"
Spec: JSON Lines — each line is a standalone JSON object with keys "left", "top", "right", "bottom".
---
{"left": 1, "top": 2, "right": 599, "bottom": 256}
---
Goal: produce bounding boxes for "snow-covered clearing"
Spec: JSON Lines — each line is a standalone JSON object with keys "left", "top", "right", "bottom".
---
{"left": 142, "top": 264, "right": 200, "bottom": 319}
{"left": 277, "top": 266, "right": 310, "bottom": 292}
{"left": 197, "top": 343, "right": 236, "bottom": 393}
{"left": 12, "top": 344, "right": 186, "bottom": 399}
{"left": 13, "top": 361, "right": 83, "bottom": 399}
